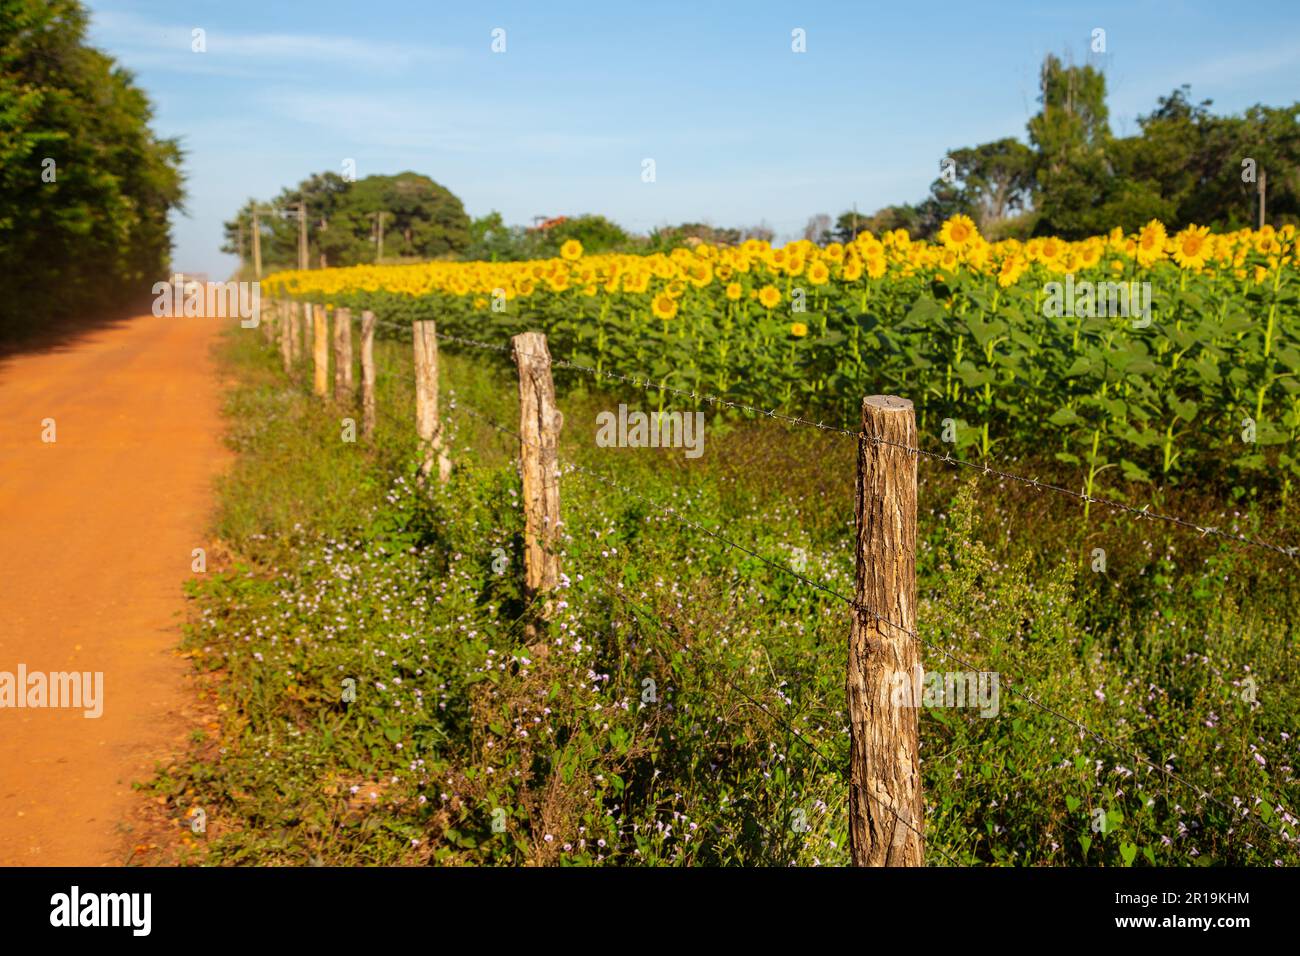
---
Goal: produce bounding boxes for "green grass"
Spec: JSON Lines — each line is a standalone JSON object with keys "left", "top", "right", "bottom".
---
{"left": 152, "top": 324, "right": 1300, "bottom": 866}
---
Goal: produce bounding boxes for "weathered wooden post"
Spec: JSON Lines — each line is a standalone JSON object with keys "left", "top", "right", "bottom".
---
{"left": 262, "top": 297, "right": 275, "bottom": 344}
{"left": 333, "top": 306, "right": 354, "bottom": 404}
{"left": 302, "top": 304, "right": 312, "bottom": 367}
{"left": 360, "top": 310, "right": 377, "bottom": 440}
{"left": 512, "top": 332, "right": 563, "bottom": 641}
{"left": 312, "top": 303, "right": 329, "bottom": 398}
{"left": 413, "top": 320, "right": 451, "bottom": 482}
{"left": 848, "top": 394, "right": 923, "bottom": 866}
{"left": 288, "top": 300, "right": 302, "bottom": 365}
{"left": 279, "top": 299, "right": 292, "bottom": 373}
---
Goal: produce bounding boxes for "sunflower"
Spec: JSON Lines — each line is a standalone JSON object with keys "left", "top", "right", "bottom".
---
{"left": 807, "top": 260, "right": 830, "bottom": 285}
{"left": 939, "top": 214, "right": 979, "bottom": 250}
{"left": 1077, "top": 239, "right": 1103, "bottom": 269}
{"left": 687, "top": 261, "right": 713, "bottom": 288}
{"left": 790, "top": 322, "right": 808, "bottom": 337}
{"left": 758, "top": 284, "right": 781, "bottom": 309}
{"left": 1172, "top": 224, "right": 1211, "bottom": 270}
{"left": 560, "top": 239, "right": 583, "bottom": 261}
{"left": 1038, "top": 236, "right": 1062, "bottom": 265}
{"left": 1136, "top": 220, "right": 1168, "bottom": 267}
{"left": 725, "top": 282, "right": 743, "bottom": 301}
{"left": 996, "top": 255, "right": 1026, "bottom": 288}
{"left": 651, "top": 293, "right": 678, "bottom": 320}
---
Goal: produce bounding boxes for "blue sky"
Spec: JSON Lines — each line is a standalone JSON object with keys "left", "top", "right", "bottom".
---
{"left": 84, "top": 0, "right": 1300, "bottom": 276}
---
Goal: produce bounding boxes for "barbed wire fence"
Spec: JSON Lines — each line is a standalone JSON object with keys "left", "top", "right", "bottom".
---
{"left": 258, "top": 298, "right": 1300, "bottom": 866}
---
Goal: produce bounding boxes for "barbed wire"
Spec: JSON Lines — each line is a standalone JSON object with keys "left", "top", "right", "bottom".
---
{"left": 263, "top": 317, "right": 1299, "bottom": 860}
{"left": 874, "top": 437, "right": 1300, "bottom": 561}
{"left": 408, "top": 322, "right": 1298, "bottom": 562}
{"left": 449, "top": 394, "right": 1299, "bottom": 860}
{"left": 611, "top": 585, "right": 956, "bottom": 865}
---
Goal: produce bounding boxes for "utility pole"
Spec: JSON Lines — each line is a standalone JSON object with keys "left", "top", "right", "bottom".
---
{"left": 237, "top": 216, "right": 245, "bottom": 272}
{"left": 375, "top": 211, "right": 386, "bottom": 263}
{"left": 297, "top": 201, "right": 308, "bottom": 271}
{"left": 1259, "top": 170, "right": 1267, "bottom": 230}
{"left": 852, "top": 202, "right": 859, "bottom": 239}
{"left": 250, "top": 203, "right": 262, "bottom": 279}
{"left": 319, "top": 216, "right": 328, "bottom": 269}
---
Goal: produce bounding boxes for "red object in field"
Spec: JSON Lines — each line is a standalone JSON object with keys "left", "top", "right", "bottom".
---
{"left": 530, "top": 216, "right": 568, "bottom": 232}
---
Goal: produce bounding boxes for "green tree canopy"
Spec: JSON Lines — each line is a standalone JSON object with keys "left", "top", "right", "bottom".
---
{"left": 226, "top": 171, "right": 471, "bottom": 270}
{"left": 1, "top": 0, "right": 184, "bottom": 338}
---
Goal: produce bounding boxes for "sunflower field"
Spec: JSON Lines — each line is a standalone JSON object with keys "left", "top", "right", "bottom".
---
{"left": 264, "top": 217, "right": 1300, "bottom": 496}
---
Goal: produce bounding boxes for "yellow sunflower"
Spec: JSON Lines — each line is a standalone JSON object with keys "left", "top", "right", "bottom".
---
{"left": 1136, "top": 220, "right": 1168, "bottom": 267}
{"left": 790, "top": 322, "right": 808, "bottom": 337}
{"left": 939, "top": 214, "right": 979, "bottom": 250}
{"left": 725, "top": 282, "right": 743, "bottom": 301}
{"left": 758, "top": 285, "right": 781, "bottom": 309}
{"left": 1172, "top": 224, "right": 1211, "bottom": 270}
{"left": 560, "top": 239, "right": 583, "bottom": 261}
{"left": 651, "top": 293, "right": 678, "bottom": 320}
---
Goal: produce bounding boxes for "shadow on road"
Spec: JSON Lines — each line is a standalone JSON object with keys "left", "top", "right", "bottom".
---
{"left": 0, "top": 295, "right": 156, "bottom": 367}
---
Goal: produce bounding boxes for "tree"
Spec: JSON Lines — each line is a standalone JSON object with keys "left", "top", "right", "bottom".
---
{"left": 645, "top": 222, "right": 742, "bottom": 251}
{"left": 225, "top": 171, "right": 470, "bottom": 270}
{"left": 802, "top": 213, "right": 832, "bottom": 244}
{"left": 543, "top": 214, "right": 628, "bottom": 254}
{"left": 1, "top": 0, "right": 184, "bottom": 338}
{"left": 1027, "top": 54, "right": 1113, "bottom": 236}
{"left": 927, "top": 138, "right": 1036, "bottom": 234}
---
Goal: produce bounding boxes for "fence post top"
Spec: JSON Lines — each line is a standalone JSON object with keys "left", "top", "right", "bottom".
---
{"left": 863, "top": 395, "right": 913, "bottom": 413}
{"left": 512, "top": 331, "right": 550, "bottom": 358}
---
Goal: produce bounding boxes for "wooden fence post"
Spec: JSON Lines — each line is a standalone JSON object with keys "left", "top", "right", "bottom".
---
{"left": 312, "top": 303, "right": 329, "bottom": 398}
{"left": 512, "top": 332, "right": 563, "bottom": 640}
{"left": 413, "top": 320, "right": 451, "bottom": 482}
{"left": 288, "top": 300, "right": 302, "bottom": 365}
{"left": 848, "top": 394, "right": 923, "bottom": 866}
{"left": 279, "top": 299, "right": 292, "bottom": 373}
{"left": 262, "top": 297, "right": 275, "bottom": 343}
{"left": 333, "top": 306, "right": 354, "bottom": 404}
{"left": 360, "top": 311, "right": 377, "bottom": 440}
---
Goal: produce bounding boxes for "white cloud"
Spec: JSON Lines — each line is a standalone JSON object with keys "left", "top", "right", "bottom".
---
{"left": 86, "top": 9, "right": 458, "bottom": 75}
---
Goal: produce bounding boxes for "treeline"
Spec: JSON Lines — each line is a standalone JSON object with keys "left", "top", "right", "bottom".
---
{"left": 234, "top": 53, "right": 1300, "bottom": 273}
{"left": 223, "top": 171, "right": 472, "bottom": 271}
{"left": 830, "top": 55, "right": 1299, "bottom": 243}
{"left": 224, "top": 170, "right": 762, "bottom": 270}
{"left": 0, "top": 0, "right": 183, "bottom": 339}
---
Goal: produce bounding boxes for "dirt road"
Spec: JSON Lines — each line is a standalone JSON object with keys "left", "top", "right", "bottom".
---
{"left": 0, "top": 313, "right": 231, "bottom": 865}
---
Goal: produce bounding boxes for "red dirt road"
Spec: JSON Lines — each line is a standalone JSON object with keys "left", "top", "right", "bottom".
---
{"left": 0, "top": 313, "right": 231, "bottom": 865}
